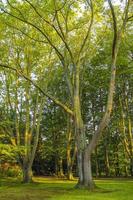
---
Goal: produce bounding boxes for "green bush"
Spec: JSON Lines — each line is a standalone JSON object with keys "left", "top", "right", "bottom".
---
{"left": 0, "top": 164, "right": 22, "bottom": 178}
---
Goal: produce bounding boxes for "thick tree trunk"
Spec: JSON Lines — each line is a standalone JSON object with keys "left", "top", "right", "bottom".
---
{"left": 76, "top": 148, "right": 96, "bottom": 190}
{"left": 73, "top": 59, "right": 96, "bottom": 189}
{"left": 22, "top": 166, "right": 32, "bottom": 183}
{"left": 77, "top": 150, "right": 84, "bottom": 186}
{"left": 67, "top": 166, "right": 74, "bottom": 180}
{"left": 83, "top": 150, "right": 95, "bottom": 189}
{"left": 75, "top": 120, "right": 86, "bottom": 187}
{"left": 74, "top": 62, "right": 85, "bottom": 187}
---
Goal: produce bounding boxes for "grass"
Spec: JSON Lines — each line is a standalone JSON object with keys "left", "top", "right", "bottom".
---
{"left": 0, "top": 177, "right": 133, "bottom": 200}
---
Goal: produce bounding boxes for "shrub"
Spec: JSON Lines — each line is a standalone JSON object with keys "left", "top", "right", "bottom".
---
{"left": 0, "top": 163, "right": 22, "bottom": 178}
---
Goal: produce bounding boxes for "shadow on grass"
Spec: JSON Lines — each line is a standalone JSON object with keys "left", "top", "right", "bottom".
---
{"left": 0, "top": 177, "right": 123, "bottom": 195}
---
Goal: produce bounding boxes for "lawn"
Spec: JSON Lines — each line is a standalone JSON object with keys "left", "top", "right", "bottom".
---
{"left": 0, "top": 177, "right": 133, "bottom": 200}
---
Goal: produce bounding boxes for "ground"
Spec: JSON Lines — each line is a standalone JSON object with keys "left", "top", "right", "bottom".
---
{"left": 0, "top": 177, "right": 133, "bottom": 200}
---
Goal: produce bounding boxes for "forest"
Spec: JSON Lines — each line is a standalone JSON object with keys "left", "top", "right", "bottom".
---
{"left": 0, "top": 0, "right": 133, "bottom": 199}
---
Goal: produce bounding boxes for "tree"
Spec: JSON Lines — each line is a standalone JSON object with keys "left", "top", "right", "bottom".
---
{"left": 0, "top": 27, "right": 47, "bottom": 182}
{"left": 0, "top": 0, "right": 132, "bottom": 188}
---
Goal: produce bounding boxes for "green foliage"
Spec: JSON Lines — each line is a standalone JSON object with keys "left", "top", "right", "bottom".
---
{"left": 0, "top": 0, "right": 132, "bottom": 180}
{"left": 0, "top": 144, "right": 25, "bottom": 163}
{"left": 0, "top": 164, "right": 22, "bottom": 178}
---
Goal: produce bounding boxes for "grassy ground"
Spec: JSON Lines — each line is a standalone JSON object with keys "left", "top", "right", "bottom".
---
{"left": 0, "top": 177, "right": 133, "bottom": 200}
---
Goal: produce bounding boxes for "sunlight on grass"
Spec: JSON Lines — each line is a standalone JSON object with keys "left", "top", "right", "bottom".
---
{"left": 0, "top": 177, "right": 132, "bottom": 200}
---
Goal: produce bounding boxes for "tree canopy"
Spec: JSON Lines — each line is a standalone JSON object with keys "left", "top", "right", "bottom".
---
{"left": 0, "top": 0, "right": 133, "bottom": 190}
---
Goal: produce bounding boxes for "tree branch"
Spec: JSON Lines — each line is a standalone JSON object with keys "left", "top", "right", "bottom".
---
{"left": 1, "top": 7, "right": 65, "bottom": 63}
{"left": 24, "top": 0, "right": 75, "bottom": 67}
{"left": 5, "top": 22, "right": 48, "bottom": 44}
{"left": 0, "top": 64, "right": 74, "bottom": 116}
{"left": 7, "top": 0, "right": 26, "bottom": 20}
{"left": 86, "top": 0, "right": 130, "bottom": 154}
{"left": 127, "top": 15, "right": 133, "bottom": 21}
{"left": 108, "top": 0, "right": 118, "bottom": 59}
{"left": 76, "top": 0, "right": 94, "bottom": 64}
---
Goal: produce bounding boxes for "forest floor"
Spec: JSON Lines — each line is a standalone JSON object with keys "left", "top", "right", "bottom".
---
{"left": 0, "top": 177, "right": 133, "bottom": 200}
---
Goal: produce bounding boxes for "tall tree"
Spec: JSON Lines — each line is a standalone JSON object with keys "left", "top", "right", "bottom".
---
{"left": 0, "top": 0, "right": 132, "bottom": 188}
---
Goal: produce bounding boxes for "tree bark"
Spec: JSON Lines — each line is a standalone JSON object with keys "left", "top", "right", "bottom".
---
{"left": 83, "top": 150, "right": 95, "bottom": 189}
{"left": 22, "top": 165, "right": 32, "bottom": 183}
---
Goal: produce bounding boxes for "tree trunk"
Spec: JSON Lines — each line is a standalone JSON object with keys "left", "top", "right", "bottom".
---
{"left": 22, "top": 166, "right": 32, "bottom": 183}
{"left": 74, "top": 116, "right": 86, "bottom": 187}
{"left": 105, "top": 148, "right": 110, "bottom": 177}
{"left": 55, "top": 156, "right": 58, "bottom": 176}
{"left": 22, "top": 97, "right": 43, "bottom": 183}
{"left": 124, "top": 165, "right": 128, "bottom": 177}
{"left": 95, "top": 148, "right": 99, "bottom": 178}
{"left": 58, "top": 158, "right": 65, "bottom": 178}
{"left": 67, "top": 165, "right": 74, "bottom": 180}
{"left": 77, "top": 0, "right": 130, "bottom": 189}
{"left": 73, "top": 62, "right": 85, "bottom": 187}
{"left": 83, "top": 150, "right": 95, "bottom": 189}
{"left": 67, "top": 145, "right": 74, "bottom": 180}
{"left": 73, "top": 61, "right": 96, "bottom": 189}
{"left": 76, "top": 150, "right": 84, "bottom": 186}
{"left": 66, "top": 115, "right": 74, "bottom": 180}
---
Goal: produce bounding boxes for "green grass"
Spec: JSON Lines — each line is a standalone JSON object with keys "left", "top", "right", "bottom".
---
{"left": 0, "top": 177, "right": 133, "bottom": 200}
